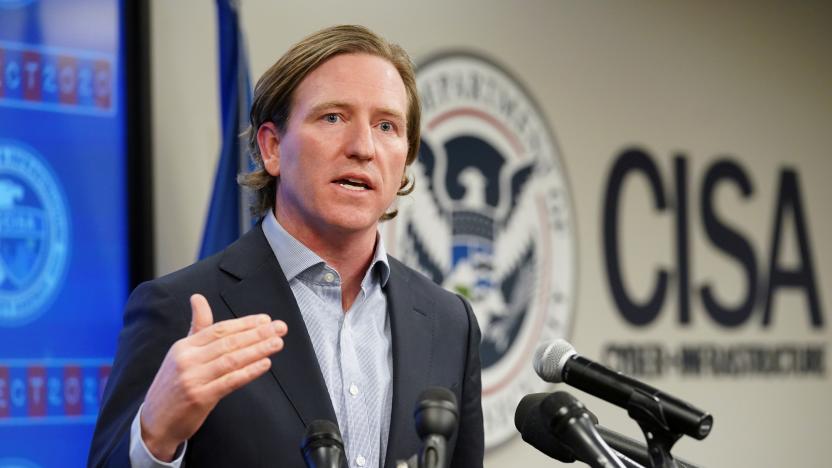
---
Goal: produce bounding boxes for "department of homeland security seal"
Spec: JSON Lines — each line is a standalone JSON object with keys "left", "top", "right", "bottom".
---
{"left": 0, "top": 141, "right": 69, "bottom": 326}
{"left": 383, "top": 53, "right": 576, "bottom": 448}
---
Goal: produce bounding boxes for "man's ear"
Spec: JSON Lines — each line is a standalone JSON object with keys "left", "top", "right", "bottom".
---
{"left": 257, "top": 122, "right": 281, "bottom": 177}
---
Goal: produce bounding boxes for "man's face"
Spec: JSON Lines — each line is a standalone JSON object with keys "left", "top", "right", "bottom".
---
{"left": 269, "top": 53, "right": 409, "bottom": 241}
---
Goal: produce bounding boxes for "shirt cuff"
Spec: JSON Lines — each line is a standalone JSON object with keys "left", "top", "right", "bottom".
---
{"left": 129, "top": 403, "right": 187, "bottom": 468}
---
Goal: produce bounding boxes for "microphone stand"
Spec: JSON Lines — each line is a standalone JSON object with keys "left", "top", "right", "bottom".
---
{"left": 627, "top": 390, "right": 686, "bottom": 468}
{"left": 612, "top": 451, "right": 648, "bottom": 468}
{"left": 597, "top": 426, "right": 700, "bottom": 468}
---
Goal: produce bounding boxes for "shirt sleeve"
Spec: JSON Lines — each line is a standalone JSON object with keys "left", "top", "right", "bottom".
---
{"left": 129, "top": 403, "right": 187, "bottom": 468}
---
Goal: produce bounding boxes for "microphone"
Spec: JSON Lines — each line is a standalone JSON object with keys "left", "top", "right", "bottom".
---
{"left": 514, "top": 392, "right": 579, "bottom": 464}
{"left": 516, "top": 393, "right": 699, "bottom": 468}
{"left": 414, "top": 386, "right": 458, "bottom": 468}
{"left": 300, "top": 419, "right": 347, "bottom": 468}
{"left": 534, "top": 340, "right": 713, "bottom": 440}
{"left": 541, "top": 392, "right": 627, "bottom": 468}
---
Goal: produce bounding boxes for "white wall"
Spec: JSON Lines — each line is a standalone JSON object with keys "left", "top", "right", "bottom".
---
{"left": 151, "top": 2, "right": 832, "bottom": 466}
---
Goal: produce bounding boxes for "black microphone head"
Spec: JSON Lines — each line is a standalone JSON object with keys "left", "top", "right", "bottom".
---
{"left": 514, "top": 393, "right": 577, "bottom": 463}
{"left": 414, "top": 386, "right": 458, "bottom": 440}
{"left": 533, "top": 339, "right": 576, "bottom": 383}
{"left": 540, "top": 391, "right": 598, "bottom": 433}
{"left": 301, "top": 419, "right": 344, "bottom": 453}
{"left": 540, "top": 392, "right": 624, "bottom": 468}
{"left": 541, "top": 391, "right": 582, "bottom": 414}
{"left": 514, "top": 392, "right": 548, "bottom": 432}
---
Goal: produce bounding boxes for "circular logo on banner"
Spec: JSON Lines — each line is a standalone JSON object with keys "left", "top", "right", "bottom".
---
{"left": 384, "top": 52, "right": 577, "bottom": 448}
{"left": 0, "top": 141, "right": 69, "bottom": 326}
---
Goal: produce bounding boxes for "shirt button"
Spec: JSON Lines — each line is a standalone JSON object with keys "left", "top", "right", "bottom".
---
{"left": 323, "top": 272, "right": 335, "bottom": 283}
{"left": 349, "top": 384, "right": 359, "bottom": 396}
{"left": 356, "top": 455, "right": 366, "bottom": 466}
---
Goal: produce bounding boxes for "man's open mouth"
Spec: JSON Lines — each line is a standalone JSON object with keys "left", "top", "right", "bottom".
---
{"left": 335, "top": 177, "right": 371, "bottom": 191}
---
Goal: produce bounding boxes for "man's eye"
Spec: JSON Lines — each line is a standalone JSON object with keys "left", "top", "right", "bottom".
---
{"left": 324, "top": 114, "right": 339, "bottom": 123}
{"left": 379, "top": 121, "right": 393, "bottom": 132}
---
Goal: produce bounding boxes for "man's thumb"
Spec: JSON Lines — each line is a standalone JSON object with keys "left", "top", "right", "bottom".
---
{"left": 188, "top": 294, "right": 214, "bottom": 335}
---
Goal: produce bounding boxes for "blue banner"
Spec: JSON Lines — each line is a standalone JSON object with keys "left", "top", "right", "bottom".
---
{"left": 0, "top": 0, "right": 128, "bottom": 466}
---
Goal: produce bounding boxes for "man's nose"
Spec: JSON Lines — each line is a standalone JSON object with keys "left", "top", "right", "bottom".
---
{"left": 346, "top": 123, "right": 376, "bottom": 160}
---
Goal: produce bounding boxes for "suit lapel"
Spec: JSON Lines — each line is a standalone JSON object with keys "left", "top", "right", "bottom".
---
{"left": 384, "top": 259, "right": 434, "bottom": 466}
{"left": 218, "top": 228, "right": 337, "bottom": 427}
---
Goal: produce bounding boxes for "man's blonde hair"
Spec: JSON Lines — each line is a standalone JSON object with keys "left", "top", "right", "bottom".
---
{"left": 239, "top": 24, "right": 420, "bottom": 219}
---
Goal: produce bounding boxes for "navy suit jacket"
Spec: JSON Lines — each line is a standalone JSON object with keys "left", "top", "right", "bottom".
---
{"left": 88, "top": 226, "right": 484, "bottom": 467}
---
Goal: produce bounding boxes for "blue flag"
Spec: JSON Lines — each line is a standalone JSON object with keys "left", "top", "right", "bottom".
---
{"left": 199, "top": 0, "right": 253, "bottom": 259}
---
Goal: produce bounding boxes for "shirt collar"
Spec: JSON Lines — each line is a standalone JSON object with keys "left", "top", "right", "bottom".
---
{"left": 261, "top": 209, "right": 390, "bottom": 287}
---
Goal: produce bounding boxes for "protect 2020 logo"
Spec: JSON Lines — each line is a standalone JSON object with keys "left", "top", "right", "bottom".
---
{"left": 0, "top": 140, "right": 69, "bottom": 326}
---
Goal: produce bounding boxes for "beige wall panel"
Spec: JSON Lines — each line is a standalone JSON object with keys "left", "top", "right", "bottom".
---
{"left": 151, "top": 0, "right": 218, "bottom": 275}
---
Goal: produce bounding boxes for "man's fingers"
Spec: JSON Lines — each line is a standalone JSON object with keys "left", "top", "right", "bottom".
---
{"left": 199, "top": 333, "right": 284, "bottom": 382}
{"left": 197, "top": 320, "right": 287, "bottom": 363}
{"left": 188, "top": 294, "right": 214, "bottom": 336}
{"left": 188, "top": 313, "right": 276, "bottom": 346}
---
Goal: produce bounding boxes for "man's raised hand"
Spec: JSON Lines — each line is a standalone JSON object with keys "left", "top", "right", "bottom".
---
{"left": 139, "top": 294, "right": 287, "bottom": 461}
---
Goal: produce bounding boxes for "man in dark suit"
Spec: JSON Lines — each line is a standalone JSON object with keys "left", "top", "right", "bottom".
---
{"left": 88, "top": 25, "right": 483, "bottom": 468}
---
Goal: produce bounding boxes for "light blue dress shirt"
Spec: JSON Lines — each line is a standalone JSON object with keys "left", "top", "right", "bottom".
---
{"left": 129, "top": 211, "right": 394, "bottom": 468}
